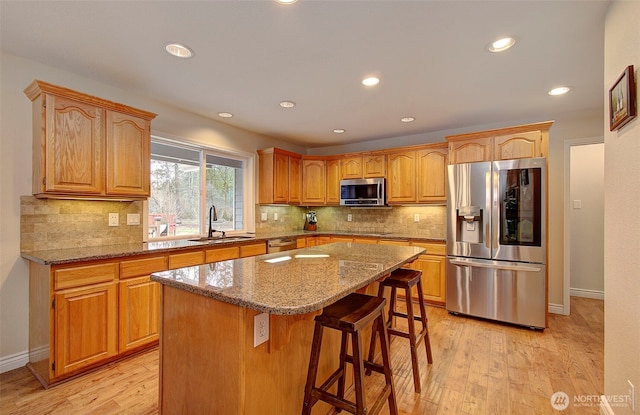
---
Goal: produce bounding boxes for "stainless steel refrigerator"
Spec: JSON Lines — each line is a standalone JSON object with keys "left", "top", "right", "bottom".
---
{"left": 446, "top": 158, "right": 547, "bottom": 329}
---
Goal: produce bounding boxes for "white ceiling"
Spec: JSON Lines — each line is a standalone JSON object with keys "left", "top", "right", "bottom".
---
{"left": 0, "top": 0, "right": 609, "bottom": 148}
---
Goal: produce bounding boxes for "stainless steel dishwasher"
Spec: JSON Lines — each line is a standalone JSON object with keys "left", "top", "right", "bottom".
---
{"left": 267, "top": 237, "right": 297, "bottom": 253}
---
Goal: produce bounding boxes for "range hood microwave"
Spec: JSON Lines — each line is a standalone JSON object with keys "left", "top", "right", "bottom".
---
{"left": 339, "top": 178, "right": 386, "bottom": 206}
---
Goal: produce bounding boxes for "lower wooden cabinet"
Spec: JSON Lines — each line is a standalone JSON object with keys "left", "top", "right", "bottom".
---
{"left": 409, "top": 242, "right": 446, "bottom": 305}
{"left": 118, "top": 276, "right": 161, "bottom": 353}
{"left": 54, "top": 282, "right": 118, "bottom": 377}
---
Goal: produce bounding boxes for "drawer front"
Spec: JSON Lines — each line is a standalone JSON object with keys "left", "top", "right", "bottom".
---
{"left": 411, "top": 242, "right": 446, "bottom": 256}
{"left": 239, "top": 243, "right": 267, "bottom": 258}
{"left": 168, "top": 251, "right": 204, "bottom": 269}
{"left": 120, "top": 256, "right": 168, "bottom": 279}
{"left": 205, "top": 246, "right": 240, "bottom": 263}
{"left": 54, "top": 263, "right": 118, "bottom": 290}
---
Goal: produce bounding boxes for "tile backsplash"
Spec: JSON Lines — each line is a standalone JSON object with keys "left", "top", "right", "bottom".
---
{"left": 256, "top": 204, "right": 446, "bottom": 239}
{"left": 20, "top": 196, "right": 144, "bottom": 251}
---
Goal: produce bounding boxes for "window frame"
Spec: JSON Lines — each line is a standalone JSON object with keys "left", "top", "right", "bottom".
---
{"left": 146, "top": 135, "right": 255, "bottom": 242}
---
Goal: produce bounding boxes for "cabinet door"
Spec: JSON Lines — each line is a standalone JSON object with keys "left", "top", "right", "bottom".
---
{"left": 119, "top": 276, "right": 160, "bottom": 352}
{"left": 272, "top": 153, "right": 290, "bottom": 203}
{"left": 417, "top": 147, "right": 447, "bottom": 203}
{"left": 386, "top": 151, "right": 416, "bottom": 203}
{"left": 341, "top": 157, "right": 363, "bottom": 179}
{"left": 363, "top": 155, "right": 386, "bottom": 178}
{"left": 448, "top": 137, "right": 492, "bottom": 164}
{"left": 43, "top": 94, "right": 105, "bottom": 195}
{"left": 494, "top": 130, "right": 543, "bottom": 160}
{"left": 326, "top": 159, "right": 341, "bottom": 205}
{"left": 301, "top": 160, "right": 326, "bottom": 205}
{"left": 411, "top": 255, "right": 446, "bottom": 305}
{"left": 106, "top": 111, "right": 150, "bottom": 197}
{"left": 289, "top": 156, "right": 302, "bottom": 204}
{"left": 54, "top": 283, "right": 117, "bottom": 376}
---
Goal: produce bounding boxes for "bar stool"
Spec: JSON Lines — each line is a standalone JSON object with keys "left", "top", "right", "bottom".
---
{"left": 301, "top": 293, "right": 398, "bottom": 415}
{"left": 368, "top": 268, "right": 433, "bottom": 393}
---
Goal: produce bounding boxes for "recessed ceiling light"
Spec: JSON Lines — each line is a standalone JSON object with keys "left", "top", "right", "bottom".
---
{"left": 548, "top": 86, "right": 571, "bottom": 96}
{"left": 401, "top": 117, "right": 415, "bottom": 123}
{"left": 333, "top": 129, "right": 346, "bottom": 134}
{"left": 279, "top": 100, "right": 296, "bottom": 108}
{"left": 362, "top": 77, "right": 380, "bottom": 87}
{"left": 165, "top": 43, "right": 194, "bottom": 59}
{"left": 488, "top": 37, "right": 516, "bottom": 53}
{"left": 218, "top": 112, "right": 233, "bottom": 118}
{"left": 275, "top": 0, "right": 298, "bottom": 4}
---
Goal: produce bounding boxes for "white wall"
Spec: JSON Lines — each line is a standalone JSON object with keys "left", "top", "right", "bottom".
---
{"left": 0, "top": 52, "right": 302, "bottom": 372}
{"left": 604, "top": 1, "right": 640, "bottom": 414}
{"left": 569, "top": 143, "right": 604, "bottom": 298}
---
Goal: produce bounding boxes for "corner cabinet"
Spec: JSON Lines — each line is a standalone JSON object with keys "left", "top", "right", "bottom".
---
{"left": 257, "top": 148, "right": 302, "bottom": 205}
{"left": 24, "top": 80, "right": 156, "bottom": 200}
{"left": 447, "top": 121, "right": 553, "bottom": 164}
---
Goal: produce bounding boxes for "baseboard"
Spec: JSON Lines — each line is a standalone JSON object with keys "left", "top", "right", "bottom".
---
{"left": 0, "top": 350, "right": 29, "bottom": 374}
{"left": 548, "top": 303, "right": 565, "bottom": 315}
{"left": 600, "top": 395, "right": 616, "bottom": 415}
{"left": 571, "top": 287, "right": 605, "bottom": 300}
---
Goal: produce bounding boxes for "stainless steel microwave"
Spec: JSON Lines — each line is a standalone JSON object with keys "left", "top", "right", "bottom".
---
{"left": 339, "top": 178, "right": 386, "bottom": 206}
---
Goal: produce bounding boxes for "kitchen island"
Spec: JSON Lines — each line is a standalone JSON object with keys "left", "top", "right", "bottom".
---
{"left": 151, "top": 242, "right": 424, "bottom": 415}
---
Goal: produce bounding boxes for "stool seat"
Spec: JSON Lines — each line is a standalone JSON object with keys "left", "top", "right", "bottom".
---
{"left": 369, "top": 268, "right": 433, "bottom": 393}
{"left": 302, "top": 293, "right": 398, "bottom": 415}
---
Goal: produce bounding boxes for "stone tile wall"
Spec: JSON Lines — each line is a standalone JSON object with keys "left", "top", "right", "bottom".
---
{"left": 20, "top": 196, "right": 144, "bottom": 251}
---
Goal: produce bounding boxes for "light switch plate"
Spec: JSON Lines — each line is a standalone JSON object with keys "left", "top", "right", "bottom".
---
{"left": 414, "top": 214, "right": 420, "bottom": 223}
{"left": 126, "top": 213, "right": 140, "bottom": 225}
{"left": 573, "top": 200, "right": 582, "bottom": 209}
{"left": 261, "top": 212, "right": 268, "bottom": 221}
{"left": 108, "top": 213, "right": 119, "bottom": 227}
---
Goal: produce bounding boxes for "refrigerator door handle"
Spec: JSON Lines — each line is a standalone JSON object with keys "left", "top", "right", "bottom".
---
{"left": 449, "top": 258, "right": 542, "bottom": 273}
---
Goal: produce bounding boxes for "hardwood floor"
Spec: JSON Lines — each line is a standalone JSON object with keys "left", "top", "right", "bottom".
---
{"left": 0, "top": 297, "right": 603, "bottom": 415}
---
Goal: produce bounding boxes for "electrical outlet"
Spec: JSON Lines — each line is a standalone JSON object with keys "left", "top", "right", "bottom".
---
{"left": 126, "top": 213, "right": 140, "bottom": 225}
{"left": 629, "top": 380, "right": 635, "bottom": 412}
{"left": 414, "top": 214, "right": 420, "bottom": 223}
{"left": 108, "top": 213, "right": 119, "bottom": 227}
{"left": 254, "top": 313, "right": 269, "bottom": 347}
{"left": 261, "top": 212, "right": 268, "bottom": 221}
{"left": 347, "top": 214, "right": 353, "bottom": 222}
{"left": 273, "top": 212, "right": 279, "bottom": 221}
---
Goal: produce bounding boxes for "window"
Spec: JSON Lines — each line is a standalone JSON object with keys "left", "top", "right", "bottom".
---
{"left": 148, "top": 137, "right": 254, "bottom": 240}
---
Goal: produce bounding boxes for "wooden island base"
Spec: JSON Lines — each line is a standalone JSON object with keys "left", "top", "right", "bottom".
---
{"left": 159, "top": 284, "right": 381, "bottom": 415}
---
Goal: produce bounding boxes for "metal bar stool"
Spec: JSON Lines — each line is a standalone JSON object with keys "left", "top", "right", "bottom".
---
{"left": 301, "top": 292, "right": 398, "bottom": 415}
{"left": 368, "top": 268, "right": 433, "bottom": 393}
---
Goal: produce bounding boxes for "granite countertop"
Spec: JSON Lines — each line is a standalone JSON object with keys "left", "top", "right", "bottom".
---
{"left": 21, "top": 230, "right": 444, "bottom": 265}
{"left": 151, "top": 242, "right": 425, "bottom": 315}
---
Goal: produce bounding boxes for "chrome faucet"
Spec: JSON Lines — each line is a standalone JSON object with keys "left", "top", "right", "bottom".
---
{"left": 207, "top": 205, "right": 225, "bottom": 238}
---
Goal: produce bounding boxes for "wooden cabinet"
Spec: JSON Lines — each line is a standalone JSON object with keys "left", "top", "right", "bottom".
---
{"left": 54, "top": 282, "right": 118, "bottom": 377}
{"left": 326, "top": 159, "right": 341, "bottom": 205}
{"left": 240, "top": 242, "right": 267, "bottom": 257}
{"left": 118, "top": 276, "right": 160, "bottom": 353}
{"left": 106, "top": 111, "right": 151, "bottom": 197}
{"left": 257, "top": 148, "right": 302, "bottom": 204}
{"left": 386, "top": 151, "right": 416, "bottom": 203}
{"left": 24, "top": 80, "right": 156, "bottom": 199}
{"left": 409, "top": 242, "right": 446, "bottom": 305}
{"left": 205, "top": 246, "right": 240, "bottom": 263}
{"left": 168, "top": 250, "right": 204, "bottom": 269}
{"left": 447, "top": 121, "right": 553, "bottom": 164}
{"left": 416, "top": 144, "right": 448, "bottom": 203}
{"left": 341, "top": 155, "right": 386, "bottom": 179}
{"left": 301, "top": 159, "right": 326, "bottom": 205}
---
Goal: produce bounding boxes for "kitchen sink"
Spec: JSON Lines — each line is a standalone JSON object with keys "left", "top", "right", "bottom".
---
{"left": 189, "top": 235, "right": 256, "bottom": 244}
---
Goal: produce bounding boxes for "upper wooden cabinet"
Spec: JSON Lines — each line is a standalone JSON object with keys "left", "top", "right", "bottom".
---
{"left": 417, "top": 144, "right": 448, "bottom": 203}
{"left": 301, "top": 159, "right": 326, "bottom": 205}
{"left": 257, "top": 148, "right": 302, "bottom": 204}
{"left": 24, "top": 80, "right": 156, "bottom": 199}
{"left": 386, "top": 150, "right": 416, "bottom": 203}
{"left": 447, "top": 121, "right": 553, "bottom": 164}
{"left": 325, "top": 159, "right": 341, "bottom": 205}
{"left": 341, "top": 154, "right": 386, "bottom": 179}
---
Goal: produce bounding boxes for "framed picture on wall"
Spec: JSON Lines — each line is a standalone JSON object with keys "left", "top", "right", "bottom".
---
{"left": 609, "top": 65, "right": 636, "bottom": 131}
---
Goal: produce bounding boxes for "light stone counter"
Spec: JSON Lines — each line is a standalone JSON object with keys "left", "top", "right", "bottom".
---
{"left": 151, "top": 242, "right": 425, "bottom": 315}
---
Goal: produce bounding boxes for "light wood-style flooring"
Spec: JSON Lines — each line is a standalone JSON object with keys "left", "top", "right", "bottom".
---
{"left": 0, "top": 297, "right": 603, "bottom": 415}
